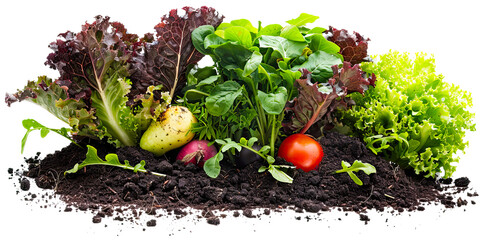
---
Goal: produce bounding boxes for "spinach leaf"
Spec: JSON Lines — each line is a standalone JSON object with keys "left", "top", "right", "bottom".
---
{"left": 213, "top": 42, "right": 253, "bottom": 70}
{"left": 224, "top": 26, "right": 253, "bottom": 48}
{"left": 230, "top": 19, "right": 258, "bottom": 33}
{"left": 308, "top": 34, "right": 341, "bottom": 55}
{"left": 205, "top": 81, "right": 243, "bottom": 116}
{"left": 192, "top": 25, "right": 216, "bottom": 55}
{"left": 204, "top": 33, "right": 227, "bottom": 50}
{"left": 258, "top": 87, "right": 288, "bottom": 115}
{"left": 286, "top": 13, "right": 319, "bottom": 27}
{"left": 243, "top": 51, "right": 263, "bottom": 77}
{"left": 258, "top": 35, "right": 307, "bottom": 60}
{"left": 258, "top": 24, "right": 282, "bottom": 37}
{"left": 291, "top": 50, "right": 343, "bottom": 81}
{"left": 280, "top": 25, "right": 306, "bottom": 42}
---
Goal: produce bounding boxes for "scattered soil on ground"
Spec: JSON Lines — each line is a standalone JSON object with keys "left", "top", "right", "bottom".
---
{"left": 10, "top": 131, "right": 477, "bottom": 225}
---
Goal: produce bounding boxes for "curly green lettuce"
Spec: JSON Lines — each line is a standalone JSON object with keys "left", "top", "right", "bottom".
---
{"left": 339, "top": 51, "right": 476, "bottom": 178}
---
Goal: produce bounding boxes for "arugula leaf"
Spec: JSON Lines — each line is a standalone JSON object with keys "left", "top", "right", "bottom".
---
{"left": 335, "top": 160, "right": 376, "bottom": 186}
{"left": 204, "top": 137, "right": 294, "bottom": 183}
{"left": 21, "top": 119, "right": 80, "bottom": 154}
{"left": 203, "top": 138, "right": 243, "bottom": 178}
{"left": 230, "top": 19, "right": 258, "bottom": 33}
{"left": 65, "top": 145, "right": 166, "bottom": 177}
{"left": 258, "top": 164, "right": 295, "bottom": 183}
{"left": 268, "top": 166, "right": 294, "bottom": 183}
{"left": 203, "top": 152, "right": 224, "bottom": 178}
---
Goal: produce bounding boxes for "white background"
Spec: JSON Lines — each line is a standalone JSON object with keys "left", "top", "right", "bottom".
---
{"left": 1, "top": 0, "right": 479, "bottom": 239}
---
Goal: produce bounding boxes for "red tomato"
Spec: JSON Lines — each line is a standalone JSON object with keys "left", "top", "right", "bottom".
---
{"left": 277, "top": 134, "right": 324, "bottom": 172}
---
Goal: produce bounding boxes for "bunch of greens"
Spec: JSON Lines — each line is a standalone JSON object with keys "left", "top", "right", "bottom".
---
{"left": 183, "top": 13, "right": 374, "bottom": 182}
{"left": 6, "top": 7, "right": 223, "bottom": 148}
{"left": 339, "top": 51, "right": 476, "bottom": 178}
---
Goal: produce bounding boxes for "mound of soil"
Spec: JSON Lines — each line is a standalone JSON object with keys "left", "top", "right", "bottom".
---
{"left": 15, "top": 131, "right": 477, "bottom": 225}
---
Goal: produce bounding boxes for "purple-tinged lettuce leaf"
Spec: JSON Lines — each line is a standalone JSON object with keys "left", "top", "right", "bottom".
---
{"left": 134, "top": 85, "right": 172, "bottom": 131}
{"left": 44, "top": 31, "right": 93, "bottom": 103}
{"left": 332, "top": 62, "right": 376, "bottom": 94}
{"left": 326, "top": 27, "right": 370, "bottom": 65}
{"left": 70, "top": 16, "right": 138, "bottom": 147}
{"left": 130, "top": 6, "right": 224, "bottom": 100}
{"left": 5, "top": 76, "right": 100, "bottom": 140}
{"left": 283, "top": 63, "right": 375, "bottom": 134}
{"left": 5, "top": 76, "right": 88, "bottom": 123}
{"left": 33, "top": 16, "right": 139, "bottom": 147}
{"left": 283, "top": 74, "right": 340, "bottom": 134}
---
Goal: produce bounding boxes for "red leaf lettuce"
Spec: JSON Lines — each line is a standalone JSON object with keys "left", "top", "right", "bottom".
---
{"left": 326, "top": 27, "right": 370, "bottom": 65}
{"left": 283, "top": 62, "right": 375, "bottom": 134}
{"left": 129, "top": 6, "right": 224, "bottom": 100}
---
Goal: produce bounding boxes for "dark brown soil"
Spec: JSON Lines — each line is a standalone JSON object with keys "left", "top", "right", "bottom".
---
{"left": 15, "top": 131, "right": 477, "bottom": 225}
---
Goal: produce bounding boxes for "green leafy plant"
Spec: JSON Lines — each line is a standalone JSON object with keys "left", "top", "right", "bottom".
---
{"left": 334, "top": 160, "right": 376, "bottom": 185}
{"left": 6, "top": 8, "right": 223, "bottom": 149}
{"left": 65, "top": 145, "right": 166, "bottom": 177}
{"left": 203, "top": 137, "right": 295, "bottom": 183}
{"left": 340, "top": 51, "right": 476, "bottom": 178}
{"left": 21, "top": 119, "right": 80, "bottom": 154}
{"left": 186, "top": 13, "right": 342, "bottom": 180}
{"left": 185, "top": 13, "right": 375, "bottom": 182}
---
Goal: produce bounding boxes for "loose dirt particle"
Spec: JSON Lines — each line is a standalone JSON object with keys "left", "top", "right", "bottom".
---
{"left": 20, "top": 178, "right": 30, "bottom": 191}
{"left": 146, "top": 219, "right": 156, "bottom": 227}
{"left": 206, "top": 217, "right": 220, "bottom": 225}
{"left": 454, "top": 177, "right": 470, "bottom": 187}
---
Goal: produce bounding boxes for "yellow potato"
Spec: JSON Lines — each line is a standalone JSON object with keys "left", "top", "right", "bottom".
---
{"left": 140, "top": 106, "right": 196, "bottom": 156}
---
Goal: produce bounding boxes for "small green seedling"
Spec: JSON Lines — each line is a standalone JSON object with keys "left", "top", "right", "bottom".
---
{"left": 65, "top": 145, "right": 166, "bottom": 177}
{"left": 204, "top": 137, "right": 295, "bottom": 183}
{"left": 334, "top": 160, "right": 376, "bottom": 186}
{"left": 21, "top": 119, "right": 80, "bottom": 154}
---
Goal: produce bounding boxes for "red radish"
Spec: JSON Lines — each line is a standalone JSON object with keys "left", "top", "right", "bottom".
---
{"left": 176, "top": 140, "right": 217, "bottom": 167}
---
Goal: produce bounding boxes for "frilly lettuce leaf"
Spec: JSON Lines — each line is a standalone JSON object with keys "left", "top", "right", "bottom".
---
{"left": 326, "top": 26, "right": 370, "bottom": 65}
{"left": 6, "top": 10, "right": 220, "bottom": 148}
{"left": 340, "top": 51, "right": 476, "bottom": 178}
{"left": 130, "top": 7, "right": 224, "bottom": 100}
{"left": 283, "top": 63, "right": 375, "bottom": 134}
